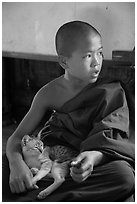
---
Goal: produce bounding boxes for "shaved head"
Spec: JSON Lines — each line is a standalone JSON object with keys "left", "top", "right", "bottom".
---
{"left": 55, "top": 21, "right": 101, "bottom": 57}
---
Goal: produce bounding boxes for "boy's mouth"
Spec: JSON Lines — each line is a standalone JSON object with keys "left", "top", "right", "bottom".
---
{"left": 91, "top": 70, "right": 100, "bottom": 78}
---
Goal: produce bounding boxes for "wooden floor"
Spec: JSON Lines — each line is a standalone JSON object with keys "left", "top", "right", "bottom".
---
{"left": 2, "top": 123, "right": 18, "bottom": 154}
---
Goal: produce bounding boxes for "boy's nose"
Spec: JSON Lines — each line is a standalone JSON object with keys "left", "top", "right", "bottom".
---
{"left": 90, "top": 53, "right": 102, "bottom": 68}
{"left": 91, "top": 57, "right": 99, "bottom": 68}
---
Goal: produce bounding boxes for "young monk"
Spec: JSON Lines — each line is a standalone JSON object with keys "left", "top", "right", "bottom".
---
{"left": 3, "top": 21, "right": 134, "bottom": 201}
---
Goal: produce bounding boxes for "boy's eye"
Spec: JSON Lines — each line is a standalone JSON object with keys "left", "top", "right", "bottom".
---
{"left": 87, "top": 54, "right": 92, "bottom": 58}
{"left": 98, "top": 51, "right": 103, "bottom": 57}
{"left": 83, "top": 51, "right": 103, "bottom": 59}
{"left": 84, "top": 54, "right": 92, "bottom": 59}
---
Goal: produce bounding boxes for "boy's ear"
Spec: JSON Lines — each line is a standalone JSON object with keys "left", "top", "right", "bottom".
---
{"left": 58, "top": 55, "right": 68, "bottom": 70}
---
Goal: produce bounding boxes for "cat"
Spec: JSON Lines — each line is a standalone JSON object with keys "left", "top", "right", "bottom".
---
{"left": 21, "top": 135, "right": 79, "bottom": 199}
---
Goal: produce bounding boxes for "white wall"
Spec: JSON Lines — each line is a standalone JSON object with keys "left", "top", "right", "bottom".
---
{"left": 2, "top": 2, "right": 135, "bottom": 59}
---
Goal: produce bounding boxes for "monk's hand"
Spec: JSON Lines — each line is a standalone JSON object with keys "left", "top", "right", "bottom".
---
{"left": 70, "top": 151, "right": 103, "bottom": 183}
{"left": 9, "top": 159, "right": 38, "bottom": 194}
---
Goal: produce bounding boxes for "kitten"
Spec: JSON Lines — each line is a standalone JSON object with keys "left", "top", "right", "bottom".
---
{"left": 21, "top": 135, "right": 78, "bottom": 199}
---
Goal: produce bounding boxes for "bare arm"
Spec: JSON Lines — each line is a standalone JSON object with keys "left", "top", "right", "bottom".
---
{"left": 6, "top": 85, "right": 52, "bottom": 193}
{"left": 6, "top": 87, "right": 49, "bottom": 163}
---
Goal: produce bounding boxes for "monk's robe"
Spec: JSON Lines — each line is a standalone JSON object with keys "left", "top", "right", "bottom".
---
{"left": 39, "top": 81, "right": 134, "bottom": 167}
{"left": 2, "top": 81, "right": 135, "bottom": 202}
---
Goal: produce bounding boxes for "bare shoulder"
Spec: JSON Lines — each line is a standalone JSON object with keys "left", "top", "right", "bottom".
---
{"left": 35, "top": 75, "right": 66, "bottom": 110}
{"left": 35, "top": 75, "right": 86, "bottom": 111}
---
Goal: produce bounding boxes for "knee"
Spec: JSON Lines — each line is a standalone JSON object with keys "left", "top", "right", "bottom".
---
{"left": 113, "top": 160, "right": 135, "bottom": 194}
{"left": 120, "top": 170, "right": 134, "bottom": 194}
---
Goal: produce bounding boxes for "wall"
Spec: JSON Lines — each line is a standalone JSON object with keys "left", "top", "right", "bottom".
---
{"left": 2, "top": 2, "right": 135, "bottom": 59}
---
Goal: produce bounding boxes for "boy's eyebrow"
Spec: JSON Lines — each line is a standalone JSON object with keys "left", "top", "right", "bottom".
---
{"left": 84, "top": 46, "right": 103, "bottom": 53}
{"left": 98, "top": 46, "right": 103, "bottom": 50}
{"left": 91, "top": 46, "right": 103, "bottom": 52}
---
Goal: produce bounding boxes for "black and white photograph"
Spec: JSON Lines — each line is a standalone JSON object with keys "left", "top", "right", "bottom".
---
{"left": 2, "top": 2, "right": 135, "bottom": 202}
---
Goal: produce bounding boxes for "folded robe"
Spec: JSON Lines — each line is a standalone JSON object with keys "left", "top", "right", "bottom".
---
{"left": 39, "top": 81, "right": 135, "bottom": 167}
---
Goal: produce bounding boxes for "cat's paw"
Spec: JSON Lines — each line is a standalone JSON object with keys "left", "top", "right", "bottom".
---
{"left": 37, "top": 191, "right": 48, "bottom": 199}
{"left": 31, "top": 167, "right": 39, "bottom": 175}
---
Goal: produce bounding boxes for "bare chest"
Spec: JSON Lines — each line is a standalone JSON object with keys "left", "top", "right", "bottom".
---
{"left": 52, "top": 87, "right": 81, "bottom": 111}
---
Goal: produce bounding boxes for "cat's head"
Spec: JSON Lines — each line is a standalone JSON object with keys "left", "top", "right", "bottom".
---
{"left": 21, "top": 135, "right": 44, "bottom": 153}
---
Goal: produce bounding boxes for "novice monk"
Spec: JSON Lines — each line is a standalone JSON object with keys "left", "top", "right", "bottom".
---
{"left": 3, "top": 21, "right": 134, "bottom": 202}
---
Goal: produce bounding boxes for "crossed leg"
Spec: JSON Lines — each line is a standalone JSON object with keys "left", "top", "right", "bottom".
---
{"left": 2, "top": 154, "right": 134, "bottom": 202}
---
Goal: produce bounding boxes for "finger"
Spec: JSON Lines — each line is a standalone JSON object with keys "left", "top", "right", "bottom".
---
{"left": 71, "top": 162, "right": 93, "bottom": 174}
{"left": 82, "top": 173, "right": 91, "bottom": 182}
{"left": 24, "top": 175, "right": 33, "bottom": 190}
{"left": 71, "top": 154, "right": 85, "bottom": 165}
{"left": 72, "top": 171, "right": 91, "bottom": 182}
{"left": 82, "top": 168, "right": 92, "bottom": 180}
{"left": 70, "top": 166, "right": 83, "bottom": 174}
{"left": 70, "top": 167, "right": 86, "bottom": 181}
{"left": 81, "top": 169, "right": 91, "bottom": 180}
{"left": 10, "top": 182, "right": 16, "bottom": 193}
{"left": 81, "top": 163, "right": 93, "bottom": 172}
{"left": 71, "top": 160, "right": 82, "bottom": 168}
{"left": 71, "top": 171, "right": 88, "bottom": 183}
{"left": 10, "top": 179, "right": 21, "bottom": 194}
{"left": 12, "top": 180, "right": 21, "bottom": 194}
{"left": 70, "top": 171, "right": 82, "bottom": 183}
{"left": 31, "top": 178, "right": 39, "bottom": 188}
{"left": 83, "top": 169, "right": 93, "bottom": 182}
{"left": 70, "top": 167, "right": 92, "bottom": 182}
{"left": 18, "top": 180, "right": 26, "bottom": 192}
{"left": 33, "top": 184, "right": 39, "bottom": 189}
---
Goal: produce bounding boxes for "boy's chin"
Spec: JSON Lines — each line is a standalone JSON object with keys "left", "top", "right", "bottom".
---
{"left": 89, "top": 77, "right": 98, "bottom": 83}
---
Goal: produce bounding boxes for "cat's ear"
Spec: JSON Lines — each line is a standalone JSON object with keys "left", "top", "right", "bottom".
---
{"left": 21, "top": 135, "right": 31, "bottom": 146}
{"left": 31, "top": 135, "right": 37, "bottom": 139}
{"left": 37, "top": 131, "right": 41, "bottom": 140}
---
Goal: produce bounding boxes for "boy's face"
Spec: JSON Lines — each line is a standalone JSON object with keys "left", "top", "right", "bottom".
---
{"left": 66, "top": 33, "right": 103, "bottom": 83}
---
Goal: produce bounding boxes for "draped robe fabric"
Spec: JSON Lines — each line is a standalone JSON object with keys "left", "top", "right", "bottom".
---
{"left": 2, "top": 81, "right": 135, "bottom": 202}
{"left": 40, "top": 82, "right": 134, "bottom": 166}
